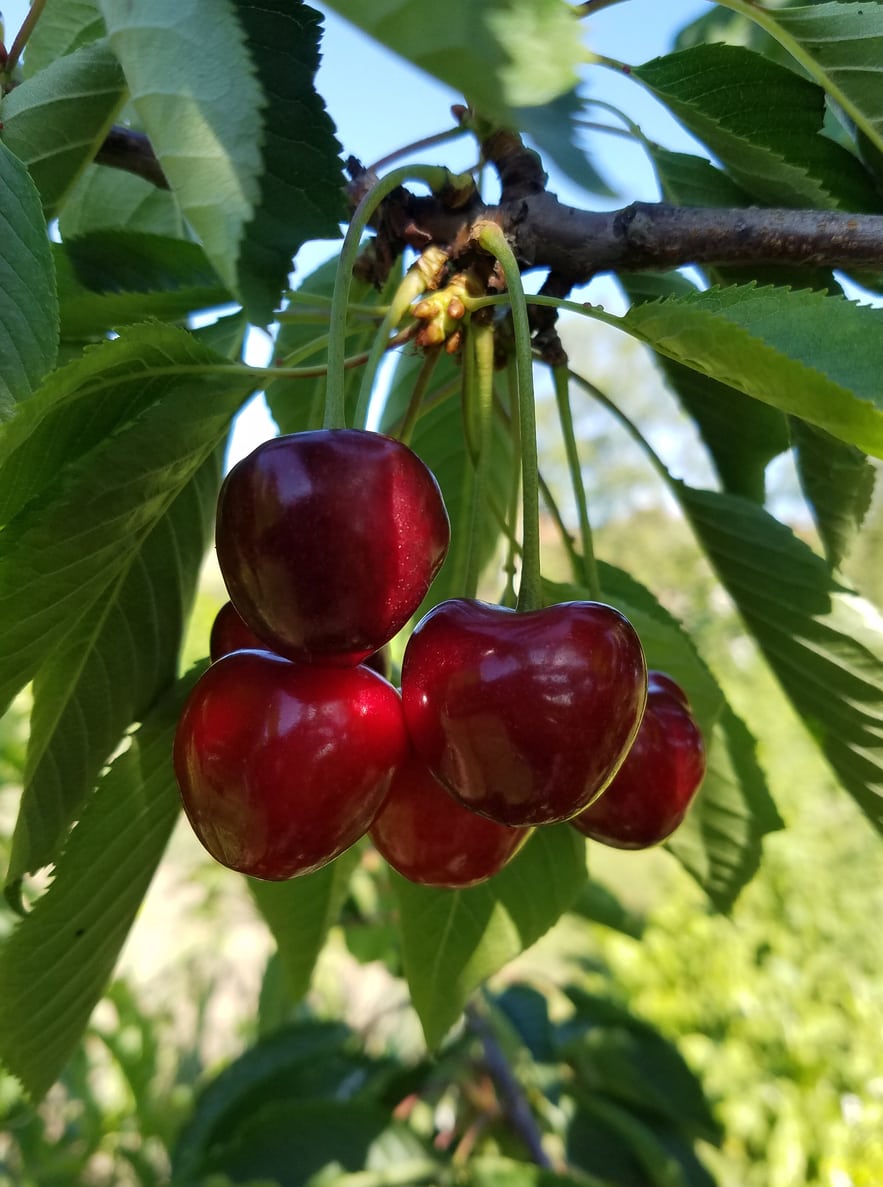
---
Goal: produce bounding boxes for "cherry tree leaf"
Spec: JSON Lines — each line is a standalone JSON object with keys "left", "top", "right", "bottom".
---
{"left": 22, "top": 0, "right": 105, "bottom": 77}
{"left": 6, "top": 457, "right": 219, "bottom": 886}
{"left": 0, "top": 324, "right": 257, "bottom": 719}
{"left": 676, "top": 483, "right": 883, "bottom": 835}
{"left": 0, "top": 671, "right": 198, "bottom": 1101}
{"left": 59, "top": 166, "right": 190, "bottom": 240}
{"left": 0, "top": 144, "right": 58, "bottom": 417}
{"left": 248, "top": 848, "right": 361, "bottom": 1005}
{"left": 613, "top": 284, "right": 883, "bottom": 459}
{"left": 633, "top": 43, "right": 880, "bottom": 211}
{"left": 1, "top": 39, "right": 128, "bottom": 217}
{"left": 392, "top": 825, "right": 587, "bottom": 1048}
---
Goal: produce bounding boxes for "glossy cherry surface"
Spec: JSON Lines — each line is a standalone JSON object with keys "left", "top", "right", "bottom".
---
{"left": 209, "top": 600, "right": 269, "bottom": 661}
{"left": 174, "top": 651, "right": 408, "bottom": 879}
{"left": 370, "top": 749, "right": 531, "bottom": 888}
{"left": 401, "top": 599, "right": 648, "bottom": 827}
{"left": 215, "top": 429, "right": 450, "bottom": 665}
{"left": 571, "top": 671, "right": 706, "bottom": 849}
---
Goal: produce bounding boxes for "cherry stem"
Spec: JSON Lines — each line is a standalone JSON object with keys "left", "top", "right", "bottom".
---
{"left": 568, "top": 368, "right": 672, "bottom": 487}
{"left": 3, "top": 0, "right": 45, "bottom": 79}
{"left": 553, "top": 366, "right": 602, "bottom": 600}
{"left": 324, "top": 165, "right": 467, "bottom": 431}
{"left": 397, "top": 345, "right": 441, "bottom": 447}
{"left": 500, "top": 361, "right": 522, "bottom": 609}
{"left": 367, "top": 124, "right": 468, "bottom": 174}
{"left": 475, "top": 221, "right": 543, "bottom": 612}
{"left": 461, "top": 320, "right": 497, "bottom": 598}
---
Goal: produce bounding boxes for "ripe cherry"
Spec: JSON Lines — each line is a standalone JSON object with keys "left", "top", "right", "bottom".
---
{"left": 209, "top": 600, "right": 268, "bottom": 661}
{"left": 215, "top": 429, "right": 450, "bottom": 666}
{"left": 570, "top": 670, "right": 706, "bottom": 849}
{"left": 401, "top": 599, "right": 647, "bottom": 827}
{"left": 173, "top": 651, "right": 408, "bottom": 879}
{"left": 370, "top": 749, "right": 531, "bottom": 888}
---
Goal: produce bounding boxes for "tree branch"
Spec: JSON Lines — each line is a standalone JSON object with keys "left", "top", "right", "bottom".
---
{"left": 94, "top": 128, "right": 169, "bottom": 189}
{"left": 465, "top": 1000, "right": 554, "bottom": 1169}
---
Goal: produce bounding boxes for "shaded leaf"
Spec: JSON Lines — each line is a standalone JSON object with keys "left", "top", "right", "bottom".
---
{"left": 7, "top": 457, "right": 219, "bottom": 884}
{"left": 0, "top": 143, "right": 58, "bottom": 417}
{"left": 0, "top": 671, "right": 198, "bottom": 1101}
{"left": 249, "top": 847, "right": 360, "bottom": 1005}
{"left": 233, "top": 0, "right": 346, "bottom": 325}
{"left": 614, "top": 283, "right": 883, "bottom": 459}
{"left": 633, "top": 43, "right": 880, "bottom": 210}
{"left": 2, "top": 39, "right": 127, "bottom": 217}
{"left": 791, "top": 418, "right": 876, "bottom": 570}
{"left": 392, "top": 825, "right": 587, "bottom": 1048}
{"left": 677, "top": 483, "right": 883, "bottom": 835}
{"left": 59, "top": 165, "right": 190, "bottom": 239}
{"left": 98, "top": 0, "right": 265, "bottom": 296}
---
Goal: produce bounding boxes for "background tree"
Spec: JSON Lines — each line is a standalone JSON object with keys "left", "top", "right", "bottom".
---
{"left": 1, "top": 1, "right": 882, "bottom": 1184}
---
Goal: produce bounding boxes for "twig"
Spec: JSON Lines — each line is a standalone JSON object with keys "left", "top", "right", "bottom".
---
{"left": 94, "top": 127, "right": 169, "bottom": 189}
{"left": 465, "top": 999, "right": 554, "bottom": 1169}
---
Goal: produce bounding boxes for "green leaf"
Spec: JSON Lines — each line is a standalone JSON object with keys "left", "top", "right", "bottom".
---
{"left": 747, "top": 1, "right": 883, "bottom": 158}
{"left": 615, "top": 283, "right": 883, "bottom": 459}
{"left": 0, "top": 671, "right": 196, "bottom": 1101}
{"left": 98, "top": 0, "right": 265, "bottom": 297}
{"left": 666, "top": 704, "right": 784, "bottom": 913}
{"left": 22, "top": 0, "right": 105, "bottom": 78}
{"left": 249, "top": 847, "right": 360, "bottom": 1005}
{"left": 633, "top": 43, "right": 880, "bottom": 210}
{"left": 6, "top": 457, "right": 219, "bottom": 885}
{"left": 1, "top": 39, "right": 128, "bottom": 217}
{"left": 391, "top": 825, "right": 587, "bottom": 1048}
{"left": 55, "top": 232, "right": 232, "bottom": 338}
{"left": 59, "top": 165, "right": 190, "bottom": 239}
{"left": 676, "top": 483, "right": 883, "bottom": 836}
{"left": 465, "top": 1158, "right": 607, "bottom": 1187}
{"left": 172, "top": 1020, "right": 393, "bottom": 1183}
{"left": 0, "top": 143, "right": 58, "bottom": 416}
{"left": 790, "top": 419, "right": 876, "bottom": 571}
{"left": 619, "top": 273, "right": 790, "bottom": 503}
{"left": 560, "top": 988, "right": 721, "bottom": 1145}
{"left": 0, "top": 324, "right": 257, "bottom": 717}
{"left": 651, "top": 147, "right": 754, "bottom": 209}
{"left": 515, "top": 88, "right": 615, "bottom": 197}
{"left": 232, "top": 0, "right": 345, "bottom": 325}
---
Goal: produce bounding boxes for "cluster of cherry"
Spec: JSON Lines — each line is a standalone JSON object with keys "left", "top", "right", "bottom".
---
{"left": 173, "top": 429, "right": 705, "bottom": 888}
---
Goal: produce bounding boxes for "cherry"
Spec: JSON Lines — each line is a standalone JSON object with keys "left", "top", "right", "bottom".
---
{"left": 401, "top": 599, "right": 647, "bottom": 827}
{"left": 570, "top": 671, "right": 706, "bottom": 849}
{"left": 173, "top": 650, "right": 408, "bottom": 879}
{"left": 370, "top": 748, "right": 531, "bottom": 888}
{"left": 215, "top": 429, "right": 450, "bottom": 666}
{"left": 209, "top": 600, "right": 268, "bottom": 661}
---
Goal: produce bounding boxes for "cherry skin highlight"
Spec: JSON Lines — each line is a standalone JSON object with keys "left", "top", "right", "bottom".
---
{"left": 173, "top": 651, "right": 408, "bottom": 879}
{"left": 370, "top": 749, "right": 531, "bottom": 888}
{"left": 570, "top": 670, "right": 706, "bottom": 849}
{"left": 401, "top": 598, "right": 648, "bottom": 827}
{"left": 215, "top": 429, "right": 450, "bottom": 666}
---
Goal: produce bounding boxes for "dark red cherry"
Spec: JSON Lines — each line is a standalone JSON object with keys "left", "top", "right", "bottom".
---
{"left": 173, "top": 651, "right": 408, "bottom": 879}
{"left": 370, "top": 749, "right": 531, "bottom": 888}
{"left": 401, "top": 599, "right": 647, "bottom": 827}
{"left": 209, "top": 600, "right": 269, "bottom": 661}
{"left": 215, "top": 429, "right": 450, "bottom": 665}
{"left": 570, "top": 671, "right": 706, "bottom": 849}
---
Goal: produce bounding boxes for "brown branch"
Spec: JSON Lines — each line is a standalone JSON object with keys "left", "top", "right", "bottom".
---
{"left": 94, "top": 127, "right": 169, "bottom": 189}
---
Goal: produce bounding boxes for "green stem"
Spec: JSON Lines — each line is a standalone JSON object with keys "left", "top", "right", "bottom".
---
{"left": 397, "top": 345, "right": 441, "bottom": 446}
{"left": 539, "top": 471, "right": 584, "bottom": 586}
{"left": 323, "top": 164, "right": 467, "bottom": 430}
{"left": 500, "top": 361, "right": 522, "bottom": 609}
{"left": 553, "top": 365, "right": 602, "bottom": 600}
{"left": 462, "top": 320, "right": 497, "bottom": 599}
{"left": 476, "top": 221, "right": 542, "bottom": 612}
{"left": 4, "top": 0, "right": 46, "bottom": 77}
